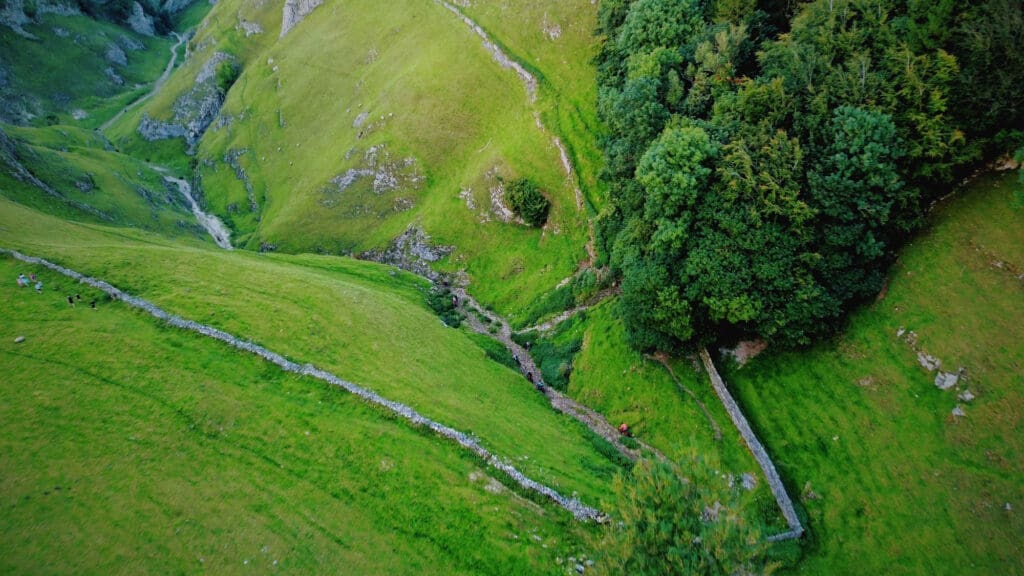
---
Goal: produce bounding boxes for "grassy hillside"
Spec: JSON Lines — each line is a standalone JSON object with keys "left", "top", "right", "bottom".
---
{"left": 0, "top": 13, "right": 171, "bottom": 127}
{"left": 454, "top": 0, "right": 605, "bottom": 211}
{"left": 105, "top": 0, "right": 592, "bottom": 315}
{"left": 0, "top": 197, "right": 624, "bottom": 508}
{"left": 0, "top": 256, "right": 593, "bottom": 574}
{"left": 721, "top": 171, "right": 1024, "bottom": 574}
{"left": 0, "top": 124, "right": 207, "bottom": 241}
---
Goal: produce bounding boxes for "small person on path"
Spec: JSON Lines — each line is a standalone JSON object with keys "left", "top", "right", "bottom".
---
{"left": 16, "top": 274, "right": 27, "bottom": 287}
{"left": 29, "top": 273, "right": 36, "bottom": 282}
{"left": 35, "top": 281, "right": 42, "bottom": 293}
{"left": 90, "top": 299, "right": 97, "bottom": 310}
{"left": 67, "top": 295, "right": 75, "bottom": 307}
{"left": 75, "top": 293, "right": 81, "bottom": 301}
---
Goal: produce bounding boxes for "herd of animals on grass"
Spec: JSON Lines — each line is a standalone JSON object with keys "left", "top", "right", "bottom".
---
{"left": 0, "top": 0, "right": 1022, "bottom": 573}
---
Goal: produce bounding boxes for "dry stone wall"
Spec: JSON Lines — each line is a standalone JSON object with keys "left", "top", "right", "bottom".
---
{"left": 1, "top": 247, "right": 603, "bottom": 522}
{"left": 699, "top": 348, "right": 804, "bottom": 542}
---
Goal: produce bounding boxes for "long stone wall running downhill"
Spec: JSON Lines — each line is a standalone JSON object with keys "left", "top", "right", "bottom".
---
{"left": 2, "top": 248, "right": 603, "bottom": 522}
{"left": 699, "top": 349, "right": 805, "bottom": 542}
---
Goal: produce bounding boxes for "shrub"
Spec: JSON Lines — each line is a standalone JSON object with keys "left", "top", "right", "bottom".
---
{"left": 216, "top": 61, "right": 241, "bottom": 95}
{"left": 425, "top": 285, "right": 462, "bottom": 328}
{"left": 505, "top": 177, "right": 550, "bottom": 227}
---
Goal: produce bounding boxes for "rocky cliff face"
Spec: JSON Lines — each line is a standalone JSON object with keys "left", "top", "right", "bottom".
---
{"left": 137, "top": 52, "right": 234, "bottom": 151}
{"left": 279, "top": 0, "right": 322, "bottom": 37}
{"left": 0, "top": 0, "right": 79, "bottom": 38}
{"left": 127, "top": 1, "right": 155, "bottom": 36}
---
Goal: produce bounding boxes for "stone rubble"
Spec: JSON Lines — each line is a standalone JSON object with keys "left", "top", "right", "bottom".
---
{"left": 934, "top": 371, "right": 959, "bottom": 390}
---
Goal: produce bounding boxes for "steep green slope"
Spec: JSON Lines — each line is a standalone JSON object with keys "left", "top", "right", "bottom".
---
{"left": 0, "top": 256, "right": 592, "bottom": 574}
{"left": 0, "top": 124, "right": 206, "bottom": 241}
{"left": 0, "top": 13, "right": 171, "bottom": 127}
{"left": 0, "top": 197, "right": 623, "bottom": 508}
{"left": 454, "top": 0, "right": 605, "bottom": 211}
{"left": 722, "top": 172, "right": 1024, "bottom": 574}
{"left": 105, "top": 0, "right": 592, "bottom": 315}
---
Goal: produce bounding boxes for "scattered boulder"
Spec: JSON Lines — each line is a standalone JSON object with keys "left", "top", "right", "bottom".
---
{"left": 951, "top": 405, "right": 966, "bottom": 418}
{"left": 934, "top": 371, "right": 959, "bottom": 390}
{"left": 280, "top": 0, "right": 323, "bottom": 37}
{"left": 104, "top": 67, "right": 124, "bottom": 86}
{"left": 1005, "top": 502, "right": 1012, "bottom": 511}
{"left": 116, "top": 34, "right": 144, "bottom": 51}
{"left": 918, "top": 351, "right": 941, "bottom": 371}
{"left": 14, "top": 335, "right": 25, "bottom": 343}
{"left": 958, "top": 389, "right": 975, "bottom": 402}
{"left": 238, "top": 19, "right": 263, "bottom": 36}
{"left": 105, "top": 43, "right": 128, "bottom": 66}
{"left": 701, "top": 500, "right": 725, "bottom": 522}
{"left": 740, "top": 472, "right": 757, "bottom": 491}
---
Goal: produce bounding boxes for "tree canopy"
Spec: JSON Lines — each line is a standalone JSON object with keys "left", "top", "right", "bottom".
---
{"left": 596, "top": 0, "right": 1024, "bottom": 351}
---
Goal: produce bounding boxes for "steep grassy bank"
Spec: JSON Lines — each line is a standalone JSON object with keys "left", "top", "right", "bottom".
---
{"left": 103, "top": 0, "right": 591, "bottom": 315}
{"left": 722, "top": 171, "right": 1024, "bottom": 574}
{"left": 0, "top": 124, "right": 205, "bottom": 241}
{"left": 0, "top": 256, "right": 593, "bottom": 574}
{"left": 0, "top": 13, "right": 171, "bottom": 127}
{"left": 0, "top": 198, "right": 623, "bottom": 508}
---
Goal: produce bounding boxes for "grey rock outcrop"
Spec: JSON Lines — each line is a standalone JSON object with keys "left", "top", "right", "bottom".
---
{"left": 137, "top": 52, "right": 234, "bottom": 151}
{"left": 360, "top": 227, "right": 453, "bottom": 281}
{"left": 106, "top": 43, "right": 128, "bottom": 66}
{"left": 105, "top": 67, "right": 125, "bottom": 86}
{"left": 319, "top": 144, "right": 423, "bottom": 210}
{"left": 117, "top": 34, "right": 145, "bottom": 51}
{"left": 280, "top": 0, "right": 322, "bottom": 37}
{"left": 0, "top": 0, "right": 36, "bottom": 37}
{"left": 238, "top": 19, "right": 263, "bottom": 36}
{"left": 917, "top": 351, "right": 941, "bottom": 371}
{"left": 127, "top": 1, "right": 155, "bottom": 36}
{"left": 161, "top": 0, "right": 194, "bottom": 14}
{"left": 934, "top": 371, "right": 959, "bottom": 390}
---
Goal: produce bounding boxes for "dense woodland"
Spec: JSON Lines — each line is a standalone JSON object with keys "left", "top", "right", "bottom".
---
{"left": 596, "top": 0, "right": 1023, "bottom": 350}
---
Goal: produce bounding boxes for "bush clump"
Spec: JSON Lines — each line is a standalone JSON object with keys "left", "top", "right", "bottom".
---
{"left": 426, "top": 285, "right": 463, "bottom": 328}
{"left": 505, "top": 177, "right": 550, "bottom": 227}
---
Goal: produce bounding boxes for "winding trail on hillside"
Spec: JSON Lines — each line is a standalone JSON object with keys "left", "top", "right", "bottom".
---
{"left": 451, "top": 285, "right": 662, "bottom": 462}
{"left": 1, "top": 247, "right": 603, "bottom": 522}
{"left": 699, "top": 349, "right": 804, "bottom": 542}
{"left": 99, "top": 31, "right": 187, "bottom": 133}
